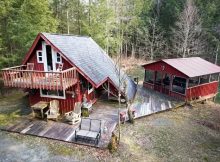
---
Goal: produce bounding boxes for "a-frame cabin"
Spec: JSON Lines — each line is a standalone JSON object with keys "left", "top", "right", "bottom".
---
{"left": 2, "top": 33, "right": 136, "bottom": 114}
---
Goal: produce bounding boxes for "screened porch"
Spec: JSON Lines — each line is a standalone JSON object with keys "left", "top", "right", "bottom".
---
{"left": 143, "top": 70, "right": 219, "bottom": 101}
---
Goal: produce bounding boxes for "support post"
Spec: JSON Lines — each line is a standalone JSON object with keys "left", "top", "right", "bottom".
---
{"left": 144, "top": 70, "right": 146, "bottom": 83}
{"left": 107, "top": 80, "right": 110, "bottom": 100}
{"left": 169, "top": 75, "right": 173, "bottom": 95}
{"left": 185, "top": 78, "right": 189, "bottom": 96}
{"left": 208, "top": 74, "right": 211, "bottom": 83}
{"left": 198, "top": 76, "right": 201, "bottom": 85}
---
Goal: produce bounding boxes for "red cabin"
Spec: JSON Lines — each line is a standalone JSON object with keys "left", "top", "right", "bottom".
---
{"left": 142, "top": 57, "right": 220, "bottom": 102}
{"left": 1, "top": 33, "right": 136, "bottom": 114}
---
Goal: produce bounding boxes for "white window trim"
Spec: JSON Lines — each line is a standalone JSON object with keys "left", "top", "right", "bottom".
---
{"left": 56, "top": 53, "right": 62, "bottom": 63}
{"left": 36, "top": 50, "right": 43, "bottom": 63}
{"left": 40, "top": 89, "right": 66, "bottom": 99}
{"left": 88, "top": 86, "right": 94, "bottom": 94}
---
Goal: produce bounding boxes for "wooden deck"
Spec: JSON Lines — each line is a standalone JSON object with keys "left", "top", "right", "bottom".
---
{"left": 130, "top": 86, "right": 184, "bottom": 119}
{"left": 1, "top": 65, "right": 77, "bottom": 90}
{"left": 3, "top": 118, "right": 117, "bottom": 148}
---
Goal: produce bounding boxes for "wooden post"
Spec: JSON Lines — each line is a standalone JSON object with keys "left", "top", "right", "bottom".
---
{"left": 144, "top": 70, "right": 147, "bottom": 82}
{"left": 185, "top": 78, "right": 189, "bottom": 96}
{"left": 108, "top": 80, "right": 110, "bottom": 100}
{"left": 169, "top": 75, "right": 173, "bottom": 95}
{"left": 153, "top": 71, "right": 157, "bottom": 89}
{"left": 30, "top": 71, "right": 33, "bottom": 88}
{"left": 60, "top": 73, "right": 63, "bottom": 90}
{"left": 160, "top": 72, "right": 165, "bottom": 92}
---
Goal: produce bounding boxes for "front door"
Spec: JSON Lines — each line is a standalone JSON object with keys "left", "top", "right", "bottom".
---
{"left": 46, "top": 45, "right": 53, "bottom": 71}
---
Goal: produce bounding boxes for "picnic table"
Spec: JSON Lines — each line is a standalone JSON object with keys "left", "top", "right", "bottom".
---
{"left": 31, "top": 101, "right": 49, "bottom": 119}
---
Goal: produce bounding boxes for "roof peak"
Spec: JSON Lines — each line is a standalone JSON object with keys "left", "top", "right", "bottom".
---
{"left": 41, "top": 32, "right": 90, "bottom": 38}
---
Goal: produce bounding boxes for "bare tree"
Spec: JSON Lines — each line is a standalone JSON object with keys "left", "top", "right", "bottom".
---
{"left": 136, "top": 17, "right": 166, "bottom": 60}
{"left": 101, "top": 54, "right": 128, "bottom": 143}
{"left": 172, "top": 0, "right": 205, "bottom": 58}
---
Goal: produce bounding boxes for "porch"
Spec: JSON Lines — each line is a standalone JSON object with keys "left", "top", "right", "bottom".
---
{"left": 143, "top": 70, "right": 219, "bottom": 101}
{"left": 1, "top": 65, "right": 77, "bottom": 90}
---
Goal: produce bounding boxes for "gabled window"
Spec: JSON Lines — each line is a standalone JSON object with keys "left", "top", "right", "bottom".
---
{"left": 36, "top": 50, "right": 43, "bottom": 63}
{"left": 56, "top": 53, "right": 62, "bottom": 63}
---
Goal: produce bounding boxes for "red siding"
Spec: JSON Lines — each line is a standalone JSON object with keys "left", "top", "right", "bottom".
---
{"left": 186, "top": 81, "right": 218, "bottom": 100}
{"left": 28, "top": 41, "right": 44, "bottom": 71}
{"left": 170, "top": 91, "right": 186, "bottom": 101}
{"left": 29, "top": 87, "right": 78, "bottom": 114}
{"left": 29, "top": 82, "right": 97, "bottom": 114}
{"left": 143, "top": 82, "right": 154, "bottom": 89}
{"left": 143, "top": 61, "right": 188, "bottom": 78}
{"left": 25, "top": 39, "right": 73, "bottom": 71}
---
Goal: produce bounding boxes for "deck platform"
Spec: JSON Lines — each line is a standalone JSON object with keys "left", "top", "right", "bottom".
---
{"left": 3, "top": 118, "right": 117, "bottom": 148}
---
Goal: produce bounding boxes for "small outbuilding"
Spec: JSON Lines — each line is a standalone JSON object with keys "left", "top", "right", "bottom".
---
{"left": 142, "top": 57, "right": 220, "bottom": 101}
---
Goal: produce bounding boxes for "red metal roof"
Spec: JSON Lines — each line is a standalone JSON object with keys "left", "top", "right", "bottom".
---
{"left": 143, "top": 57, "right": 220, "bottom": 78}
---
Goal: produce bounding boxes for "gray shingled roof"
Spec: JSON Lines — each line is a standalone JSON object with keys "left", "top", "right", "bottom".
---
{"left": 42, "top": 33, "right": 136, "bottom": 100}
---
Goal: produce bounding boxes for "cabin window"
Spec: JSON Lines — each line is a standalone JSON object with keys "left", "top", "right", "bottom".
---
{"left": 37, "top": 50, "right": 43, "bottom": 63}
{"left": 88, "top": 82, "right": 93, "bottom": 94}
{"left": 144, "top": 70, "right": 154, "bottom": 84}
{"left": 56, "top": 53, "right": 62, "bottom": 63}
{"left": 210, "top": 73, "right": 219, "bottom": 82}
{"left": 40, "top": 89, "right": 65, "bottom": 99}
{"left": 172, "top": 76, "right": 186, "bottom": 94}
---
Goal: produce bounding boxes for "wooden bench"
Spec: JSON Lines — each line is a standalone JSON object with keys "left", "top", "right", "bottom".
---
{"left": 75, "top": 118, "right": 102, "bottom": 145}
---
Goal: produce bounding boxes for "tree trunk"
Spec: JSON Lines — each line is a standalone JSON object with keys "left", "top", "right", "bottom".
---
{"left": 215, "top": 45, "right": 219, "bottom": 65}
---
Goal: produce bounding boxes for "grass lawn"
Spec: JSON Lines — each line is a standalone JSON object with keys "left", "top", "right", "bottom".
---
{"left": 0, "top": 90, "right": 30, "bottom": 128}
{"left": 216, "top": 94, "right": 220, "bottom": 103}
{"left": 115, "top": 102, "right": 220, "bottom": 161}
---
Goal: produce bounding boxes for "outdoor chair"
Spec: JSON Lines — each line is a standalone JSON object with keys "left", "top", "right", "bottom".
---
{"left": 64, "top": 102, "right": 82, "bottom": 124}
{"left": 26, "top": 63, "right": 34, "bottom": 70}
{"left": 75, "top": 118, "right": 102, "bottom": 145}
{"left": 45, "top": 100, "right": 60, "bottom": 121}
{"left": 56, "top": 63, "right": 63, "bottom": 72}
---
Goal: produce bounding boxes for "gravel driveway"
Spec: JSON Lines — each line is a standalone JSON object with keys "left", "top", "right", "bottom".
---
{"left": 0, "top": 131, "right": 80, "bottom": 162}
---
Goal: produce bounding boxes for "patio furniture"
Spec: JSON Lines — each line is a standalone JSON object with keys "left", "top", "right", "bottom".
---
{"left": 27, "top": 63, "right": 34, "bottom": 70}
{"left": 82, "top": 102, "right": 93, "bottom": 112}
{"left": 75, "top": 118, "right": 102, "bottom": 145}
{"left": 45, "top": 100, "right": 60, "bottom": 121}
{"left": 31, "top": 101, "right": 49, "bottom": 119}
{"left": 56, "top": 63, "right": 63, "bottom": 72}
{"left": 82, "top": 94, "right": 93, "bottom": 113}
{"left": 64, "top": 102, "right": 82, "bottom": 124}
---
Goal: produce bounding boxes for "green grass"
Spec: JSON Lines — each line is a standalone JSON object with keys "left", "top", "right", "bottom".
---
{"left": 0, "top": 91, "right": 29, "bottom": 127}
{"left": 215, "top": 93, "right": 220, "bottom": 103}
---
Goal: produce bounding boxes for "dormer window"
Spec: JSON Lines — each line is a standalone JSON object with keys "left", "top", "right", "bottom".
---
{"left": 36, "top": 50, "right": 43, "bottom": 63}
{"left": 56, "top": 53, "right": 62, "bottom": 63}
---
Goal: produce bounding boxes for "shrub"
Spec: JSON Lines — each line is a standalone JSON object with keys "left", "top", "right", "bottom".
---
{"left": 81, "top": 109, "right": 89, "bottom": 117}
{"left": 128, "top": 108, "right": 134, "bottom": 124}
{"left": 108, "top": 133, "right": 118, "bottom": 153}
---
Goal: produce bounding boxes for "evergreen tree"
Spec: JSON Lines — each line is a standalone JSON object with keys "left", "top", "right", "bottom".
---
{"left": 12, "top": 0, "right": 57, "bottom": 55}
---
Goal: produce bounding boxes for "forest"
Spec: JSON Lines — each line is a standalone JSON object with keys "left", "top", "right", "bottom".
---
{"left": 0, "top": 0, "right": 220, "bottom": 68}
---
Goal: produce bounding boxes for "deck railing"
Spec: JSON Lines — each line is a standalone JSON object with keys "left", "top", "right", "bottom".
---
{"left": 1, "top": 65, "right": 77, "bottom": 90}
